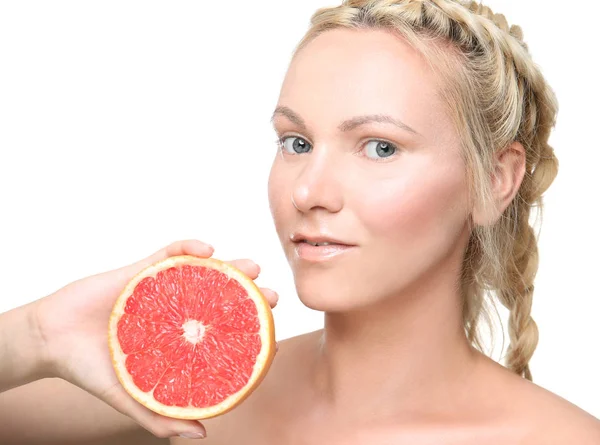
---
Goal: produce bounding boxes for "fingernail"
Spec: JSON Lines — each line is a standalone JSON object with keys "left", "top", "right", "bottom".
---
{"left": 179, "top": 431, "right": 206, "bottom": 439}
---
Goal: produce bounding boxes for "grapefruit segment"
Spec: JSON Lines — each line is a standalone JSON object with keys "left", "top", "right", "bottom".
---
{"left": 126, "top": 347, "right": 173, "bottom": 392}
{"left": 116, "top": 314, "right": 181, "bottom": 354}
{"left": 108, "top": 255, "right": 276, "bottom": 419}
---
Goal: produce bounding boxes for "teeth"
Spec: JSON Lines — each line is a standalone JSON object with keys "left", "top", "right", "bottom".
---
{"left": 306, "top": 241, "right": 332, "bottom": 246}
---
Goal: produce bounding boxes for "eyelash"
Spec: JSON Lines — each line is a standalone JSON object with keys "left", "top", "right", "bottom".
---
{"left": 275, "top": 135, "right": 399, "bottom": 162}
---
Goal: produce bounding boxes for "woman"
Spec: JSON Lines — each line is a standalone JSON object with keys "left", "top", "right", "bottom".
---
{"left": 1, "top": 0, "right": 599, "bottom": 443}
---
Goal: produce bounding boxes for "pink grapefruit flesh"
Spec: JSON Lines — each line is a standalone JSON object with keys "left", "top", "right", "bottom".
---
{"left": 108, "top": 255, "right": 276, "bottom": 419}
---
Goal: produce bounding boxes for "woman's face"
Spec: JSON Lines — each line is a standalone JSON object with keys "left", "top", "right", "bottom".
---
{"left": 268, "top": 29, "right": 471, "bottom": 312}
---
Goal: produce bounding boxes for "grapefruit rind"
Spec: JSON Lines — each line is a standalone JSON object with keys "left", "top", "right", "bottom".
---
{"left": 108, "top": 255, "right": 276, "bottom": 419}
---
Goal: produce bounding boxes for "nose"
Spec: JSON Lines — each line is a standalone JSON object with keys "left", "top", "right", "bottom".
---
{"left": 290, "top": 145, "right": 344, "bottom": 214}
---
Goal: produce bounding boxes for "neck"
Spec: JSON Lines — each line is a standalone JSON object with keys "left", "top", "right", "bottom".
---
{"left": 310, "top": 254, "right": 482, "bottom": 423}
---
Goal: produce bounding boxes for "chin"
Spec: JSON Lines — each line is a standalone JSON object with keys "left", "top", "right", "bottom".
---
{"left": 293, "top": 279, "right": 370, "bottom": 313}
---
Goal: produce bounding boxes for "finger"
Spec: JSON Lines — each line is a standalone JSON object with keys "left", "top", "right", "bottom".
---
{"left": 128, "top": 240, "right": 215, "bottom": 275}
{"left": 225, "top": 259, "right": 260, "bottom": 280}
{"left": 156, "top": 239, "right": 215, "bottom": 263}
{"left": 258, "top": 287, "right": 279, "bottom": 308}
{"left": 102, "top": 383, "right": 207, "bottom": 439}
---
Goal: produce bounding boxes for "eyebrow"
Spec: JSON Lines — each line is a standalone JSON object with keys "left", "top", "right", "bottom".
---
{"left": 270, "top": 106, "right": 420, "bottom": 136}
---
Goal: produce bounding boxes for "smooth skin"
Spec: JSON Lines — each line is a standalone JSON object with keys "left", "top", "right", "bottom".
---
{"left": 174, "top": 28, "right": 600, "bottom": 444}
{"left": 1, "top": 28, "right": 599, "bottom": 445}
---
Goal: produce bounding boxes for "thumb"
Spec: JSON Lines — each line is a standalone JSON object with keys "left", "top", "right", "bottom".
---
{"left": 102, "top": 383, "right": 207, "bottom": 439}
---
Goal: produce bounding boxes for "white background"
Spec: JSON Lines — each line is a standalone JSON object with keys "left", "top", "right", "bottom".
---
{"left": 1, "top": 0, "right": 598, "bottom": 418}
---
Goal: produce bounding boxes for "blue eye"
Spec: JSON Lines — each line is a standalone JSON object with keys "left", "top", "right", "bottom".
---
{"left": 280, "top": 136, "right": 312, "bottom": 154}
{"left": 364, "top": 140, "right": 397, "bottom": 160}
{"left": 277, "top": 136, "right": 398, "bottom": 160}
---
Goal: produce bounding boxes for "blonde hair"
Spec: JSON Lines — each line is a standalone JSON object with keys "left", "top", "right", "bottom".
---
{"left": 293, "top": 0, "right": 559, "bottom": 381}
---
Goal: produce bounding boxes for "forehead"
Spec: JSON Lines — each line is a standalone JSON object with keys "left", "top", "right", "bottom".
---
{"left": 277, "top": 29, "right": 451, "bottom": 138}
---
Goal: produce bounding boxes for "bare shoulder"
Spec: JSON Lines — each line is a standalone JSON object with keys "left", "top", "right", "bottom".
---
{"left": 522, "top": 382, "right": 600, "bottom": 444}
{"left": 171, "top": 330, "right": 320, "bottom": 445}
{"left": 476, "top": 356, "right": 600, "bottom": 444}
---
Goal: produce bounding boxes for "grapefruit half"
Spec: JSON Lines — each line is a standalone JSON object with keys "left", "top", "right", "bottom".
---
{"left": 108, "top": 255, "right": 276, "bottom": 419}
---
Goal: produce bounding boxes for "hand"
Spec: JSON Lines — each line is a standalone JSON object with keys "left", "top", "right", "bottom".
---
{"left": 33, "top": 240, "right": 279, "bottom": 439}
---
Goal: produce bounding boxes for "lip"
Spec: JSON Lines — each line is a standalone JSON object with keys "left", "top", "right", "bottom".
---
{"left": 292, "top": 240, "right": 357, "bottom": 262}
{"left": 290, "top": 232, "right": 355, "bottom": 246}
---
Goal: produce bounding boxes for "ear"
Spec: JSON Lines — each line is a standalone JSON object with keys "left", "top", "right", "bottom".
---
{"left": 472, "top": 141, "right": 526, "bottom": 226}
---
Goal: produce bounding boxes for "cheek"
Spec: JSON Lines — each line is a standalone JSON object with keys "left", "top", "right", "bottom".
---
{"left": 356, "top": 161, "right": 469, "bottom": 249}
{"left": 267, "top": 158, "right": 290, "bottom": 239}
